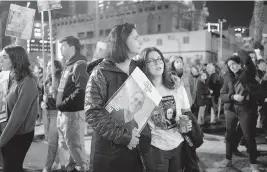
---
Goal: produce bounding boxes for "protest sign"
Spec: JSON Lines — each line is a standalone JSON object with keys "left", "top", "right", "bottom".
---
{"left": 37, "top": 0, "right": 62, "bottom": 13}
{"left": 5, "top": 4, "right": 35, "bottom": 40}
{"left": 104, "top": 67, "right": 162, "bottom": 133}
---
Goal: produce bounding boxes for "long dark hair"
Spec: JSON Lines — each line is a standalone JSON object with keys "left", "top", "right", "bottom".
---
{"left": 225, "top": 54, "right": 243, "bottom": 79}
{"left": 4, "top": 45, "right": 33, "bottom": 82}
{"left": 105, "top": 23, "right": 136, "bottom": 63}
{"left": 138, "top": 47, "right": 175, "bottom": 89}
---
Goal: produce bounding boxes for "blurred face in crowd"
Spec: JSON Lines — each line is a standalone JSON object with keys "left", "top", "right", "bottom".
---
{"left": 0, "top": 50, "right": 12, "bottom": 71}
{"left": 60, "top": 41, "right": 75, "bottom": 61}
{"left": 146, "top": 51, "right": 164, "bottom": 77}
{"left": 227, "top": 60, "right": 241, "bottom": 74}
{"left": 126, "top": 29, "right": 142, "bottom": 56}
{"left": 258, "top": 61, "right": 267, "bottom": 72}
{"left": 206, "top": 64, "right": 215, "bottom": 75}
{"left": 47, "top": 62, "right": 52, "bottom": 75}
{"left": 191, "top": 67, "right": 199, "bottom": 77}
{"left": 174, "top": 58, "right": 183, "bottom": 70}
{"left": 129, "top": 92, "right": 145, "bottom": 114}
{"left": 33, "top": 66, "right": 40, "bottom": 76}
{"left": 200, "top": 72, "right": 208, "bottom": 81}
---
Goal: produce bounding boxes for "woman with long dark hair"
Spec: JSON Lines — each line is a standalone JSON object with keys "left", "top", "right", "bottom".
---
{"left": 138, "top": 47, "right": 193, "bottom": 172}
{"left": 84, "top": 23, "right": 150, "bottom": 172}
{"left": 0, "top": 45, "right": 39, "bottom": 172}
{"left": 214, "top": 50, "right": 260, "bottom": 172}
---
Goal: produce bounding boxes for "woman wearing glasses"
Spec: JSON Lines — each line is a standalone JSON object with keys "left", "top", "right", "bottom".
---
{"left": 84, "top": 23, "right": 152, "bottom": 172}
{"left": 138, "top": 47, "right": 193, "bottom": 172}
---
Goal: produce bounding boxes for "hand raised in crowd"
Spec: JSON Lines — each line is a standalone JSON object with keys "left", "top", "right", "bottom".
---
{"left": 233, "top": 94, "right": 244, "bottom": 102}
{"left": 170, "top": 74, "right": 181, "bottom": 88}
{"left": 127, "top": 128, "right": 140, "bottom": 150}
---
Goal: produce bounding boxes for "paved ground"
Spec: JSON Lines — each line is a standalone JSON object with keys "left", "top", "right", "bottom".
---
{"left": 14, "top": 125, "right": 267, "bottom": 172}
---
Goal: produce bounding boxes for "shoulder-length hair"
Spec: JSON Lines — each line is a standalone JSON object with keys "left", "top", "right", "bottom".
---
{"left": 168, "top": 55, "right": 183, "bottom": 71}
{"left": 4, "top": 45, "right": 33, "bottom": 82}
{"left": 105, "top": 23, "right": 136, "bottom": 63}
{"left": 138, "top": 47, "right": 175, "bottom": 89}
{"left": 225, "top": 54, "right": 243, "bottom": 79}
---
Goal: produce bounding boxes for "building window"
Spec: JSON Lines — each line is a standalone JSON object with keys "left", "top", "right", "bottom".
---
{"left": 157, "top": 6, "right": 162, "bottom": 10}
{"left": 105, "top": 29, "right": 111, "bottom": 36}
{"left": 165, "top": 4, "right": 169, "bottom": 9}
{"left": 157, "top": 39, "right": 162, "bottom": 45}
{"left": 157, "top": 24, "right": 161, "bottom": 32}
{"left": 183, "top": 36, "right": 189, "bottom": 44}
{"left": 100, "top": 30, "right": 104, "bottom": 36}
{"left": 78, "top": 32, "right": 86, "bottom": 38}
{"left": 143, "top": 37, "right": 150, "bottom": 42}
{"left": 87, "top": 31, "right": 94, "bottom": 38}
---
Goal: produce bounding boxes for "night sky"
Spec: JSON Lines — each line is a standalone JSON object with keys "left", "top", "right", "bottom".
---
{"left": 205, "top": 1, "right": 255, "bottom": 28}
{"left": 7, "top": 1, "right": 259, "bottom": 28}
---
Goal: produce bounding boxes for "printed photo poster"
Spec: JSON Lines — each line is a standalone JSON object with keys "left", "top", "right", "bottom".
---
{"left": 150, "top": 95, "right": 177, "bottom": 130}
{"left": 37, "top": 0, "right": 62, "bottom": 13}
{"left": 104, "top": 67, "right": 162, "bottom": 133}
{"left": 0, "top": 71, "right": 10, "bottom": 123}
{"left": 5, "top": 4, "right": 36, "bottom": 40}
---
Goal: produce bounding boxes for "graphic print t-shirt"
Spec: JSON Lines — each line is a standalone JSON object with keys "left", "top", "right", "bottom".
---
{"left": 148, "top": 85, "right": 191, "bottom": 151}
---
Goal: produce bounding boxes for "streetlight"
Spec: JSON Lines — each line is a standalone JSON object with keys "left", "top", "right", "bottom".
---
{"left": 218, "top": 19, "right": 227, "bottom": 60}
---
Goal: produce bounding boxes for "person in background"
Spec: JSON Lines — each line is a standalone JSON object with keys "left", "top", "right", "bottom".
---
{"left": 189, "top": 66, "right": 200, "bottom": 117}
{"left": 214, "top": 50, "right": 260, "bottom": 172}
{"left": 56, "top": 36, "right": 89, "bottom": 172}
{"left": 167, "top": 56, "right": 193, "bottom": 105}
{"left": 33, "top": 65, "right": 44, "bottom": 126}
{"left": 196, "top": 71, "right": 213, "bottom": 125}
{"left": 41, "top": 60, "right": 62, "bottom": 172}
{"left": 255, "top": 59, "right": 267, "bottom": 131}
{"left": 254, "top": 42, "right": 264, "bottom": 61}
{"left": 0, "top": 45, "right": 39, "bottom": 172}
{"left": 256, "top": 59, "right": 266, "bottom": 81}
{"left": 206, "top": 63, "right": 223, "bottom": 124}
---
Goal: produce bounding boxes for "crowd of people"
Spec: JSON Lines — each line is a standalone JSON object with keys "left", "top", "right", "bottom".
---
{"left": 0, "top": 22, "right": 265, "bottom": 172}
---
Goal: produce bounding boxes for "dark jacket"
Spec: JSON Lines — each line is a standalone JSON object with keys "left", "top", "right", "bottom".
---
{"left": 195, "top": 79, "right": 211, "bottom": 106}
{"left": 208, "top": 72, "right": 223, "bottom": 101}
{"left": 84, "top": 59, "right": 151, "bottom": 172}
{"left": 221, "top": 50, "right": 260, "bottom": 108}
{"left": 56, "top": 52, "right": 88, "bottom": 112}
{"left": 220, "top": 72, "right": 234, "bottom": 111}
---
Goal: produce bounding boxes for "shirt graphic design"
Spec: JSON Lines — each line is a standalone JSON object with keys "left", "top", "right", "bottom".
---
{"left": 151, "top": 95, "right": 177, "bottom": 130}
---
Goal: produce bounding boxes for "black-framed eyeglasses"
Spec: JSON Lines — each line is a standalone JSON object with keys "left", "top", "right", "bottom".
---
{"left": 146, "top": 58, "right": 163, "bottom": 65}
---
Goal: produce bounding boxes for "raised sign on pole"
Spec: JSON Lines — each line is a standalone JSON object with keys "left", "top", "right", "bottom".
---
{"left": 5, "top": 4, "right": 35, "bottom": 40}
{"left": 37, "top": 0, "right": 62, "bottom": 13}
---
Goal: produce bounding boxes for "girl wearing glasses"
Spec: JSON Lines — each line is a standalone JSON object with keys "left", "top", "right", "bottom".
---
{"left": 138, "top": 47, "right": 193, "bottom": 172}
